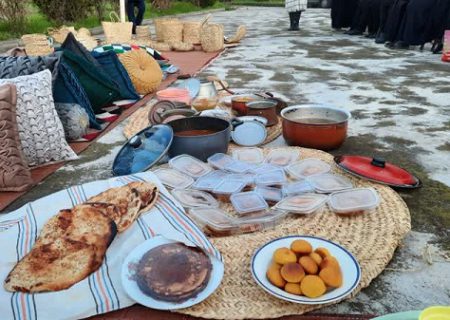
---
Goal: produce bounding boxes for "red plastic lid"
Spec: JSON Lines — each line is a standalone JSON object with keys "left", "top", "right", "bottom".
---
{"left": 334, "top": 155, "right": 421, "bottom": 189}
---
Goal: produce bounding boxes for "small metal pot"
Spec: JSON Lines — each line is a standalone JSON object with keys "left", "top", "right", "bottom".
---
{"left": 281, "top": 105, "right": 351, "bottom": 150}
{"left": 246, "top": 99, "right": 279, "bottom": 126}
{"left": 167, "top": 116, "right": 231, "bottom": 161}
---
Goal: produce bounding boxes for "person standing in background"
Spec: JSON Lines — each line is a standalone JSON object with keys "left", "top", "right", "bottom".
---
{"left": 331, "top": 0, "right": 359, "bottom": 30}
{"left": 375, "top": 0, "right": 395, "bottom": 43}
{"left": 127, "top": 0, "right": 146, "bottom": 34}
{"left": 285, "top": 0, "right": 307, "bottom": 31}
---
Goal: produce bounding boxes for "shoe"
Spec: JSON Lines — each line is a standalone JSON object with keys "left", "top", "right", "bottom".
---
{"left": 432, "top": 41, "right": 443, "bottom": 54}
{"left": 375, "top": 32, "right": 386, "bottom": 44}
{"left": 365, "top": 33, "right": 376, "bottom": 39}
{"left": 385, "top": 42, "right": 394, "bottom": 49}
{"left": 346, "top": 29, "right": 363, "bottom": 36}
{"left": 394, "top": 41, "right": 409, "bottom": 49}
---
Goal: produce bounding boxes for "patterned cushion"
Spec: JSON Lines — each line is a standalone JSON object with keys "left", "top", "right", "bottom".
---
{"left": 0, "top": 70, "right": 78, "bottom": 166}
{"left": 118, "top": 49, "right": 163, "bottom": 95}
{"left": 0, "top": 84, "right": 33, "bottom": 192}
{"left": 0, "top": 53, "right": 61, "bottom": 82}
{"left": 92, "top": 50, "right": 140, "bottom": 100}
{"left": 62, "top": 50, "right": 121, "bottom": 114}
{"left": 61, "top": 33, "right": 102, "bottom": 68}
{"left": 54, "top": 103, "right": 89, "bottom": 141}
{"left": 93, "top": 43, "right": 165, "bottom": 61}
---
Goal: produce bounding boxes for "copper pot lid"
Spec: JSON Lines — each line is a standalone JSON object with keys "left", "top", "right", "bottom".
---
{"left": 334, "top": 155, "right": 422, "bottom": 189}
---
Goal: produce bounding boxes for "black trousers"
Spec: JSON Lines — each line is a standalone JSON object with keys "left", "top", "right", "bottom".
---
{"left": 398, "top": 0, "right": 438, "bottom": 45}
{"left": 378, "top": 0, "right": 395, "bottom": 34}
{"left": 384, "top": 0, "right": 410, "bottom": 42}
{"left": 351, "top": 0, "right": 382, "bottom": 34}
{"left": 127, "top": 0, "right": 146, "bottom": 33}
{"left": 331, "top": 0, "right": 359, "bottom": 29}
{"left": 424, "top": 0, "right": 450, "bottom": 41}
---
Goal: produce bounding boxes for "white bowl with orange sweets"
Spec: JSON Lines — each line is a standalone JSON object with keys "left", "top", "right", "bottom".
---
{"left": 251, "top": 235, "right": 361, "bottom": 304}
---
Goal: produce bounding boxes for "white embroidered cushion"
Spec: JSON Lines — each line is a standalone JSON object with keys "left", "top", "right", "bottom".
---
{"left": 0, "top": 70, "right": 77, "bottom": 166}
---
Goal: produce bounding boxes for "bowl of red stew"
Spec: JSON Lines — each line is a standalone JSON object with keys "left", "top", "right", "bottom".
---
{"left": 167, "top": 116, "right": 231, "bottom": 161}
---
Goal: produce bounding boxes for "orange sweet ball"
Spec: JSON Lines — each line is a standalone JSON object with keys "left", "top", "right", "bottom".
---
{"left": 266, "top": 263, "right": 286, "bottom": 288}
{"left": 299, "top": 256, "right": 319, "bottom": 275}
{"left": 314, "top": 247, "right": 331, "bottom": 259}
{"left": 300, "top": 275, "right": 327, "bottom": 298}
{"left": 280, "top": 263, "right": 305, "bottom": 283}
{"left": 290, "top": 240, "right": 313, "bottom": 255}
{"left": 319, "top": 267, "right": 343, "bottom": 288}
{"left": 273, "top": 247, "right": 297, "bottom": 265}
{"left": 309, "top": 252, "right": 323, "bottom": 266}
{"left": 284, "top": 283, "right": 302, "bottom": 295}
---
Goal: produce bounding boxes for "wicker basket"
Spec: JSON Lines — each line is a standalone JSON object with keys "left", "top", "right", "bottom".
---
{"left": 102, "top": 12, "right": 133, "bottom": 44}
{"left": 200, "top": 19, "right": 224, "bottom": 52}
{"left": 160, "top": 19, "right": 183, "bottom": 43}
{"left": 183, "top": 21, "right": 202, "bottom": 44}
{"left": 150, "top": 41, "right": 172, "bottom": 52}
{"left": 77, "top": 33, "right": 98, "bottom": 50}
{"left": 48, "top": 26, "right": 77, "bottom": 43}
{"left": 134, "top": 25, "right": 152, "bottom": 46}
{"left": 154, "top": 18, "right": 177, "bottom": 42}
{"left": 21, "top": 34, "right": 53, "bottom": 56}
{"left": 168, "top": 40, "right": 194, "bottom": 52}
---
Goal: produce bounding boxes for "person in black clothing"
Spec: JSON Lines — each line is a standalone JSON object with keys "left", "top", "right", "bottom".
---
{"left": 127, "top": 0, "right": 146, "bottom": 34}
{"left": 331, "top": 0, "right": 359, "bottom": 30}
{"left": 424, "top": 0, "right": 450, "bottom": 53}
{"left": 375, "top": 0, "right": 395, "bottom": 43}
{"left": 346, "top": 0, "right": 382, "bottom": 37}
{"left": 383, "top": 0, "right": 409, "bottom": 47}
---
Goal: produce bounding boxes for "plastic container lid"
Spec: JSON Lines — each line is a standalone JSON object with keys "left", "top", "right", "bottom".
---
{"left": 153, "top": 168, "right": 194, "bottom": 189}
{"left": 169, "top": 154, "right": 212, "bottom": 178}
{"left": 282, "top": 180, "right": 315, "bottom": 196}
{"left": 192, "top": 173, "right": 224, "bottom": 191}
{"left": 171, "top": 189, "right": 219, "bottom": 208}
{"left": 230, "top": 191, "right": 269, "bottom": 214}
{"left": 307, "top": 173, "right": 353, "bottom": 193}
{"left": 286, "top": 158, "right": 331, "bottom": 179}
{"left": 236, "top": 209, "right": 288, "bottom": 233}
{"left": 224, "top": 160, "right": 254, "bottom": 173}
{"left": 188, "top": 207, "right": 239, "bottom": 236}
{"left": 265, "top": 149, "right": 300, "bottom": 167}
{"left": 232, "top": 148, "right": 265, "bottom": 164}
{"left": 334, "top": 155, "right": 421, "bottom": 189}
{"left": 227, "top": 173, "right": 255, "bottom": 186}
{"left": 213, "top": 180, "right": 246, "bottom": 195}
{"left": 255, "top": 186, "right": 284, "bottom": 202}
{"left": 255, "top": 169, "right": 287, "bottom": 186}
{"left": 328, "top": 188, "right": 380, "bottom": 214}
{"left": 207, "top": 153, "right": 235, "bottom": 170}
{"left": 250, "top": 163, "right": 280, "bottom": 175}
{"left": 112, "top": 124, "right": 173, "bottom": 176}
{"left": 275, "top": 193, "right": 328, "bottom": 214}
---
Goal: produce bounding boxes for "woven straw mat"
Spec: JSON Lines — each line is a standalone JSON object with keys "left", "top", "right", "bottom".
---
{"left": 123, "top": 99, "right": 281, "bottom": 145}
{"left": 168, "top": 146, "right": 411, "bottom": 319}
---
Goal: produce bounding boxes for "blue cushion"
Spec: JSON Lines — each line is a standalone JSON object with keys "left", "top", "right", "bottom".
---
{"left": 92, "top": 50, "right": 139, "bottom": 100}
{"left": 53, "top": 62, "right": 101, "bottom": 129}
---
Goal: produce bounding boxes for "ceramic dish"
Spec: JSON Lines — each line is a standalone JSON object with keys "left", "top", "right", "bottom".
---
{"left": 121, "top": 235, "right": 224, "bottom": 310}
{"left": 251, "top": 235, "right": 361, "bottom": 305}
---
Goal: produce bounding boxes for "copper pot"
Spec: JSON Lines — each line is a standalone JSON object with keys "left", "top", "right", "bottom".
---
{"left": 231, "top": 95, "right": 261, "bottom": 116}
{"left": 281, "top": 106, "right": 351, "bottom": 150}
{"left": 246, "top": 99, "right": 278, "bottom": 127}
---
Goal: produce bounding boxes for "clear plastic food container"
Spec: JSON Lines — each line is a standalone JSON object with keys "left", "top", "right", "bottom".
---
{"left": 265, "top": 149, "right": 300, "bottom": 167}
{"left": 224, "top": 160, "right": 254, "bottom": 173}
{"left": 192, "top": 173, "right": 224, "bottom": 191}
{"left": 188, "top": 207, "right": 239, "bottom": 237}
{"left": 169, "top": 154, "right": 212, "bottom": 178}
{"left": 254, "top": 186, "right": 284, "bottom": 204}
{"left": 250, "top": 163, "right": 280, "bottom": 175}
{"left": 171, "top": 189, "right": 219, "bottom": 208}
{"left": 307, "top": 173, "right": 353, "bottom": 193}
{"left": 153, "top": 168, "right": 194, "bottom": 189}
{"left": 254, "top": 168, "right": 287, "bottom": 187}
{"left": 212, "top": 180, "right": 246, "bottom": 201}
{"left": 228, "top": 173, "right": 256, "bottom": 187}
{"left": 275, "top": 193, "right": 328, "bottom": 214}
{"left": 207, "top": 153, "right": 235, "bottom": 170}
{"left": 230, "top": 191, "right": 269, "bottom": 215}
{"left": 286, "top": 158, "right": 331, "bottom": 179}
{"left": 232, "top": 148, "right": 264, "bottom": 164}
{"left": 236, "top": 209, "right": 288, "bottom": 234}
{"left": 328, "top": 188, "right": 380, "bottom": 215}
{"left": 282, "top": 180, "right": 315, "bottom": 196}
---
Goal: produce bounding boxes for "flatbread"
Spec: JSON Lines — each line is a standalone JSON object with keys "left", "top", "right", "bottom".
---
{"left": 4, "top": 237, "right": 97, "bottom": 293}
{"left": 127, "top": 181, "right": 159, "bottom": 214}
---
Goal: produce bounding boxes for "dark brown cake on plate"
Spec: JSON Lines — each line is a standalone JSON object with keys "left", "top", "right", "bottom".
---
{"left": 136, "top": 243, "right": 212, "bottom": 302}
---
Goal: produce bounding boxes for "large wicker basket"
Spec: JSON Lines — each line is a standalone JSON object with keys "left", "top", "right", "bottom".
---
{"left": 102, "top": 12, "right": 133, "bottom": 44}
{"left": 183, "top": 21, "right": 202, "bottom": 44}
{"left": 160, "top": 19, "right": 183, "bottom": 43}
{"left": 21, "top": 34, "right": 53, "bottom": 56}
{"left": 47, "top": 26, "right": 77, "bottom": 43}
{"left": 200, "top": 19, "right": 224, "bottom": 52}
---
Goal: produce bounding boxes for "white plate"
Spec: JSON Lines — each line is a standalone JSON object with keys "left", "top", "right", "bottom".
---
{"left": 121, "top": 235, "right": 224, "bottom": 310}
{"left": 251, "top": 235, "right": 361, "bottom": 304}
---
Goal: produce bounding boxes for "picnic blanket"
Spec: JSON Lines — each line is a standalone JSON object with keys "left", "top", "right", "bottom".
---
{"left": 0, "top": 172, "right": 221, "bottom": 320}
